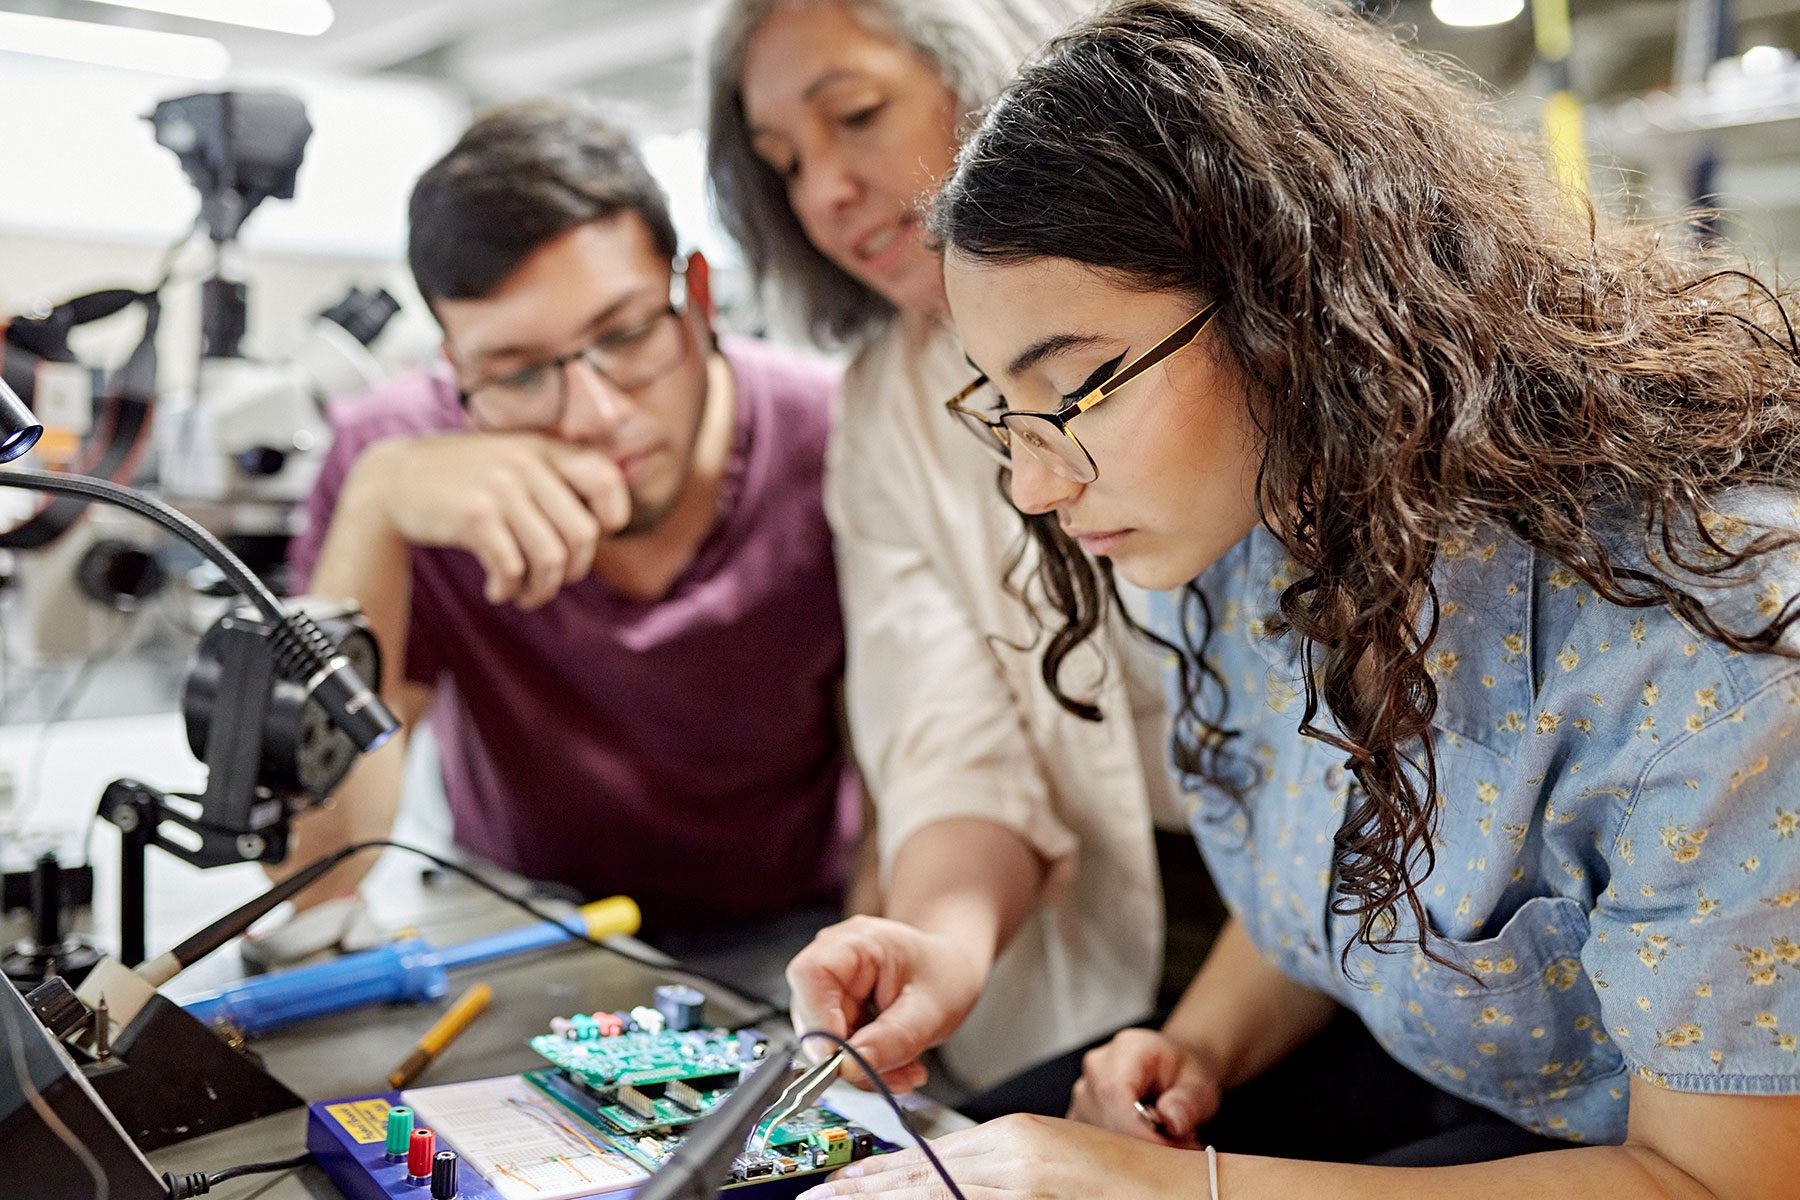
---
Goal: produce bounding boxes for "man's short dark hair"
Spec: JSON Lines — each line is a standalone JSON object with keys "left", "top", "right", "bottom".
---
{"left": 408, "top": 98, "right": 679, "bottom": 306}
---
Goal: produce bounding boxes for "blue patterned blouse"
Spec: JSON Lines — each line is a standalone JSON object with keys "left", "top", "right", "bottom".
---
{"left": 1147, "top": 498, "right": 1800, "bottom": 1145}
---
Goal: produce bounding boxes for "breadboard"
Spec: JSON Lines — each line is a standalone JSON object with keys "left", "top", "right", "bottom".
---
{"left": 403, "top": 1075, "right": 649, "bottom": 1198}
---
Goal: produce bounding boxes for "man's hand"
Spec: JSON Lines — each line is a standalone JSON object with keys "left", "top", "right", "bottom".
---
{"left": 351, "top": 432, "right": 631, "bottom": 609}
{"left": 1067, "top": 1027, "right": 1225, "bottom": 1148}
{"left": 787, "top": 915, "right": 992, "bottom": 1094}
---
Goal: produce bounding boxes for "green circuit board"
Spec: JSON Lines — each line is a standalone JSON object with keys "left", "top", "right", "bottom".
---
{"left": 525, "top": 1013, "right": 895, "bottom": 1186}
{"left": 611, "top": 1105, "right": 871, "bottom": 1173}
{"left": 528, "top": 1027, "right": 747, "bottom": 1098}
{"left": 526, "top": 1069, "right": 879, "bottom": 1183}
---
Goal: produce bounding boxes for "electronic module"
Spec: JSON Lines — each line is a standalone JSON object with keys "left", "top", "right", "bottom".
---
{"left": 308, "top": 987, "right": 899, "bottom": 1199}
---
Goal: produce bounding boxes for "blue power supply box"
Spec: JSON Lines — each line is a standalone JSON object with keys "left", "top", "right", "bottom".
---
{"left": 307, "top": 1093, "right": 508, "bottom": 1200}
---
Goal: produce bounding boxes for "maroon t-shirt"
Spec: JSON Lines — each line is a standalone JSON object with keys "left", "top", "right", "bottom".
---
{"left": 291, "top": 339, "right": 854, "bottom": 930}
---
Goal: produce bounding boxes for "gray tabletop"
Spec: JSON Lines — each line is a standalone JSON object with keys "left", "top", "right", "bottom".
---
{"left": 143, "top": 879, "right": 967, "bottom": 1198}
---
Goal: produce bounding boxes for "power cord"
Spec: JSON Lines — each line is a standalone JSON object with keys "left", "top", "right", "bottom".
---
{"left": 162, "top": 1151, "right": 310, "bottom": 1198}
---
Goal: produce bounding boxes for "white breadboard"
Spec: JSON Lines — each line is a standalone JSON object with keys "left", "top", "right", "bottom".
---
{"left": 403, "top": 1075, "right": 649, "bottom": 1199}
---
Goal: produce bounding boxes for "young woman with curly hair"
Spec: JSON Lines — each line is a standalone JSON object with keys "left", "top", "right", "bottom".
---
{"left": 797, "top": 0, "right": 1800, "bottom": 1196}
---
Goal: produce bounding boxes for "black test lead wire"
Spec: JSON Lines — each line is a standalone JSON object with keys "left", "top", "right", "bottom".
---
{"left": 795, "top": 1029, "right": 968, "bottom": 1200}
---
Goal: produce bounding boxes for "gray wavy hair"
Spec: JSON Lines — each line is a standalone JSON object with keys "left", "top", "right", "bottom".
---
{"left": 704, "top": 0, "right": 1084, "bottom": 347}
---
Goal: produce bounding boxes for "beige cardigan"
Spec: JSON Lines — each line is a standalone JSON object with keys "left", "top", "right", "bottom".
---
{"left": 826, "top": 314, "right": 1177, "bottom": 1089}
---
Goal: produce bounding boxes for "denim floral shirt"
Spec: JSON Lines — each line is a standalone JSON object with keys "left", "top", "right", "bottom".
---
{"left": 1148, "top": 501, "right": 1800, "bottom": 1145}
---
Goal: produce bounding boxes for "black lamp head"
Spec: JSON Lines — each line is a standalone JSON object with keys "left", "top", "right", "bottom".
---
{"left": 148, "top": 91, "right": 312, "bottom": 244}
{"left": 0, "top": 375, "right": 43, "bottom": 464}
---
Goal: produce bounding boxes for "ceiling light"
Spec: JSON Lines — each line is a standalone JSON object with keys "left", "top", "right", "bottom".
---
{"left": 1430, "top": 0, "right": 1526, "bottom": 29}
{"left": 83, "top": 0, "right": 335, "bottom": 37}
{"left": 0, "top": 11, "right": 229, "bottom": 78}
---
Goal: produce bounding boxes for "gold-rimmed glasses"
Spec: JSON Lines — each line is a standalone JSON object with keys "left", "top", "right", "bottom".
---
{"left": 945, "top": 300, "right": 1223, "bottom": 484}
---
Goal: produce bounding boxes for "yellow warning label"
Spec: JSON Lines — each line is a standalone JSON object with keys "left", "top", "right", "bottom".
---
{"left": 326, "top": 1098, "right": 393, "bottom": 1145}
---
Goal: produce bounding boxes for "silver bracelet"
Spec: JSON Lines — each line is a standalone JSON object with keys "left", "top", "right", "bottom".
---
{"left": 1206, "top": 1144, "right": 1220, "bottom": 1200}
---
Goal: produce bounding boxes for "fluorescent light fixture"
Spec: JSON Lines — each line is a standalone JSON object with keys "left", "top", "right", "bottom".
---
{"left": 0, "top": 11, "right": 229, "bottom": 78}
{"left": 1430, "top": 0, "right": 1525, "bottom": 28}
{"left": 84, "top": 0, "right": 336, "bottom": 37}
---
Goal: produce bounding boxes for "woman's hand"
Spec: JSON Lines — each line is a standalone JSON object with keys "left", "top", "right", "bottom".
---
{"left": 794, "top": 1113, "right": 1207, "bottom": 1199}
{"left": 1067, "top": 1027, "right": 1225, "bottom": 1147}
{"left": 787, "top": 915, "right": 991, "bottom": 1093}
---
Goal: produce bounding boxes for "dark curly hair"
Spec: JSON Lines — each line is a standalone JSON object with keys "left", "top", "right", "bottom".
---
{"left": 929, "top": 0, "right": 1800, "bottom": 970}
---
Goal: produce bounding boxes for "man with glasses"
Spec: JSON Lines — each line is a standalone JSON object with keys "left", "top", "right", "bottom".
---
{"left": 276, "top": 100, "right": 858, "bottom": 991}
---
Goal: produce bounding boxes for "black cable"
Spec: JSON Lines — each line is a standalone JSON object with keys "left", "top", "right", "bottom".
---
{"left": 795, "top": 1029, "right": 966, "bottom": 1200}
{"left": 0, "top": 471, "right": 282, "bottom": 626}
{"left": 0, "top": 470, "right": 390, "bottom": 758}
{"left": 371, "top": 840, "right": 787, "bottom": 1026}
{"left": 162, "top": 1151, "right": 311, "bottom": 1198}
{"left": 208, "top": 1152, "right": 312, "bottom": 1184}
{"left": 168, "top": 837, "right": 783, "bottom": 1025}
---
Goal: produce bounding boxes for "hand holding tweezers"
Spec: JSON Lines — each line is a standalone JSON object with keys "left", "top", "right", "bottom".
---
{"left": 745, "top": 1048, "right": 846, "bottom": 1154}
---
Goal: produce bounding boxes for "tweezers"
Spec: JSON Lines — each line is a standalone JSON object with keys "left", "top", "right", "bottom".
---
{"left": 744, "top": 1048, "right": 846, "bottom": 1155}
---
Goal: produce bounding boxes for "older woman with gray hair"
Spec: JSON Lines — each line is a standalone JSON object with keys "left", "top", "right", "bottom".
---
{"left": 705, "top": 0, "right": 1202, "bottom": 1094}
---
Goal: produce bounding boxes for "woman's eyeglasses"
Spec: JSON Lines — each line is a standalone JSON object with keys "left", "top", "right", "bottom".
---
{"left": 945, "top": 301, "right": 1222, "bottom": 484}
